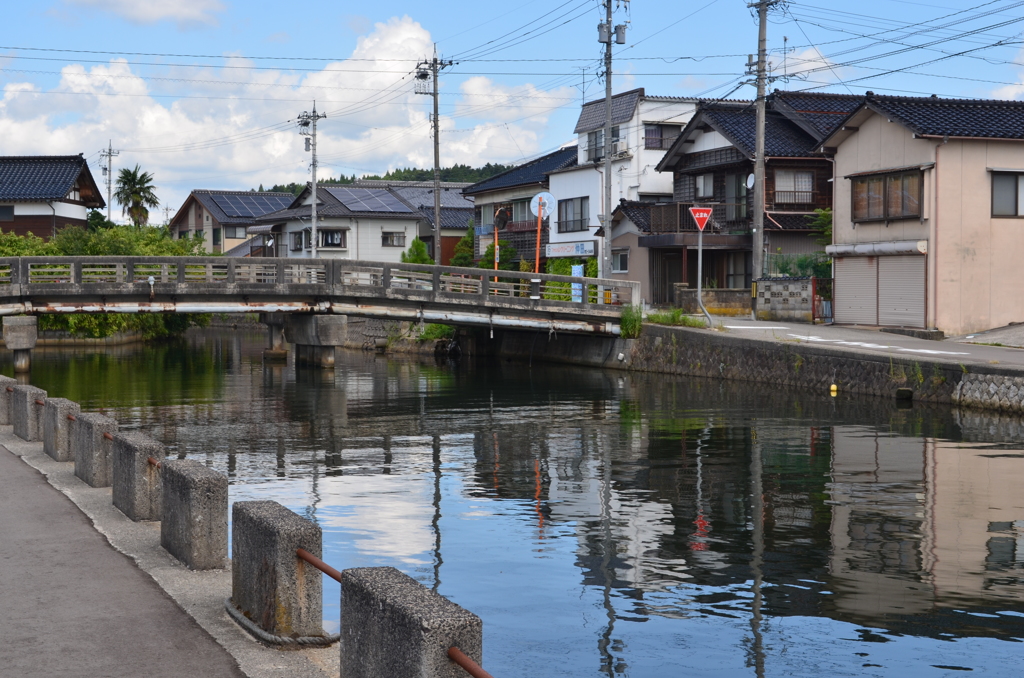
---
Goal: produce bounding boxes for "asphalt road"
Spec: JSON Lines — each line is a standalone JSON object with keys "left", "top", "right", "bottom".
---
{"left": 710, "top": 318, "right": 1024, "bottom": 370}
{"left": 0, "top": 444, "right": 246, "bottom": 678}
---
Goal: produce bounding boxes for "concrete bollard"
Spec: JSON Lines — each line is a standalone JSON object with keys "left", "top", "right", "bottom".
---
{"left": 71, "top": 412, "right": 119, "bottom": 488}
{"left": 43, "top": 398, "right": 81, "bottom": 462}
{"left": 112, "top": 432, "right": 164, "bottom": 522}
{"left": 11, "top": 384, "right": 46, "bottom": 442}
{"left": 3, "top": 316, "right": 38, "bottom": 373}
{"left": 230, "top": 500, "right": 325, "bottom": 639}
{"left": 341, "top": 566, "right": 484, "bottom": 678}
{"left": 161, "top": 459, "right": 228, "bottom": 570}
{"left": 0, "top": 375, "right": 16, "bottom": 425}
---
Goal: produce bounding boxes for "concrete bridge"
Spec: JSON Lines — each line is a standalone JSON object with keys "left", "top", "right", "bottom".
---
{"left": 0, "top": 256, "right": 640, "bottom": 369}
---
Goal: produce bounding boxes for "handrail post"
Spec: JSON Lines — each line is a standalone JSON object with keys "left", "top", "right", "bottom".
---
{"left": 125, "top": 261, "right": 134, "bottom": 283}
{"left": 381, "top": 264, "right": 391, "bottom": 290}
{"left": 72, "top": 260, "right": 82, "bottom": 284}
{"left": 227, "top": 258, "right": 236, "bottom": 284}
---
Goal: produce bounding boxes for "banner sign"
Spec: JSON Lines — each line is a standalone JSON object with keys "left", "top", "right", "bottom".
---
{"left": 546, "top": 241, "right": 596, "bottom": 258}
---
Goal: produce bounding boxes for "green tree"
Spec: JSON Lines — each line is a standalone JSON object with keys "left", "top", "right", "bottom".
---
{"left": 114, "top": 165, "right": 160, "bottom": 227}
{"left": 477, "top": 240, "right": 518, "bottom": 271}
{"left": 807, "top": 208, "right": 832, "bottom": 246}
{"left": 449, "top": 225, "right": 475, "bottom": 267}
{"left": 87, "top": 209, "right": 115, "bottom": 232}
{"left": 400, "top": 237, "right": 434, "bottom": 264}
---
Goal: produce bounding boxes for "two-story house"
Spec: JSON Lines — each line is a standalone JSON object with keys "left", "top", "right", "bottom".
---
{"left": 546, "top": 89, "right": 699, "bottom": 271}
{"left": 169, "top": 189, "right": 294, "bottom": 255}
{"left": 252, "top": 184, "right": 425, "bottom": 261}
{"left": 462, "top": 146, "right": 578, "bottom": 267}
{"left": 648, "top": 92, "right": 861, "bottom": 304}
{"left": 0, "top": 155, "right": 105, "bottom": 238}
{"left": 821, "top": 93, "right": 1024, "bottom": 335}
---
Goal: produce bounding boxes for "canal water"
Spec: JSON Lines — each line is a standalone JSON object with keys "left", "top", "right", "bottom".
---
{"left": 11, "top": 329, "right": 1024, "bottom": 677}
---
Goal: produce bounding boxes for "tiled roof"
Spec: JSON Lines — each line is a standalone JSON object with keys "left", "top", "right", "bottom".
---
{"left": 866, "top": 93, "right": 1024, "bottom": 139}
{"left": 422, "top": 206, "right": 475, "bottom": 230}
{"left": 0, "top": 155, "right": 104, "bottom": 205}
{"left": 770, "top": 91, "right": 863, "bottom": 141}
{"left": 702, "top": 105, "right": 819, "bottom": 157}
{"left": 574, "top": 88, "right": 644, "bottom": 134}
{"left": 388, "top": 185, "right": 474, "bottom": 209}
{"left": 190, "top": 190, "right": 295, "bottom": 225}
{"left": 462, "top": 146, "right": 578, "bottom": 195}
{"left": 613, "top": 199, "right": 652, "bottom": 232}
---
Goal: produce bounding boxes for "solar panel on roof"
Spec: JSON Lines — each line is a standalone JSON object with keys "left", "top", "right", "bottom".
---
{"left": 326, "top": 187, "right": 414, "bottom": 214}
{"left": 210, "top": 193, "right": 292, "bottom": 218}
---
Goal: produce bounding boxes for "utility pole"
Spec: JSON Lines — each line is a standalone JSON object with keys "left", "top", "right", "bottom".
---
{"left": 99, "top": 140, "right": 119, "bottom": 222}
{"left": 298, "top": 105, "right": 326, "bottom": 259}
{"left": 416, "top": 46, "right": 453, "bottom": 265}
{"left": 749, "top": 0, "right": 779, "bottom": 284}
{"left": 598, "top": 1, "right": 627, "bottom": 282}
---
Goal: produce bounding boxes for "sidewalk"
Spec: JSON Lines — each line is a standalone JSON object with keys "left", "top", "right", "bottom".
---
{"left": 705, "top": 317, "right": 1024, "bottom": 371}
{"left": 0, "top": 442, "right": 246, "bottom": 678}
{"left": 0, "top": 432, "right": 338, "bottom": 678}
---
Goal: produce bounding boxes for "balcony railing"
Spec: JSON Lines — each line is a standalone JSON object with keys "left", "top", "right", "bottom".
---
{"left": 649, "top": 202, "right": 751, "bottom": 234}
{"left": 773, "top": 190, "right": 815, "bottom": 205}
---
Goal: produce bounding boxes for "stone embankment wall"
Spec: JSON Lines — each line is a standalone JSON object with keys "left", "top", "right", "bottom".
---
{"left": 491, "top": 323, "right": 1024, "bottom": 415}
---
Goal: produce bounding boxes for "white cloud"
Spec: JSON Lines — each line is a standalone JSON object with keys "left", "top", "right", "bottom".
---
{"left": 770, "top": 47, "right": 849, "bottom": 85}
{"left": 0, "top": 15, "right": 577, "bottom": 218}
{"left": 992, "top": 47, "right": 1024, "bottom": 99}
{"left": 63, "top": 0, "right": 225, "bottom": 27}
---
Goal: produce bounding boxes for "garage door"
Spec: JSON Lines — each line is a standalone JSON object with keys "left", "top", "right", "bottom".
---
{"left": 878, "top": 255, "right": 925, "bottom": 328}
{"left": 834, "top": 256, "right": 878, "bottom": 325}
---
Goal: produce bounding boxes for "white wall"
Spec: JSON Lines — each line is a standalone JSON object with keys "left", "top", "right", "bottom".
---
{"left": 280, "top": 216, "right": 417, "bottom": 262}
{"left": 13, "top": 201, "right": 88, "bottom": 220}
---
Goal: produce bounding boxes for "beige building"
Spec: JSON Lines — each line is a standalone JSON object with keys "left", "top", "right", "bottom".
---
{"left": 823, "top": 94, "right": 1024, "bottom": 335}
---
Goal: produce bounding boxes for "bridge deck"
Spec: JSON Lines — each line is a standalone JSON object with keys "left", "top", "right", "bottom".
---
{"left": 0, "top": 257, "right": 641, "bottom": 335}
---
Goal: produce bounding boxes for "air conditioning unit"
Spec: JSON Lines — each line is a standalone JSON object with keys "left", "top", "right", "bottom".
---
{"left": 610, "top": 140, "right": 628, "bottom": 156}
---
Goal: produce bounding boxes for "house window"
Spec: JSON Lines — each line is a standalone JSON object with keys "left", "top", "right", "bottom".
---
{"left": 225, "top": 226, "right": 247, "bottom": 239}
{"left": 321, "top": 230, "right": 346, "bottom": 248}
{"left": 695, "top": 174, "right": 714, "bottom": 199}
{"left": 725, "top": 174, "right": 748, "bottom": 221}
{"left": 852, "top": 171, "right": 921, "bottom": 221}
{"left": 775, "top": 169, "right": 814, "bottom": 204}
{"left": 612, "top": 248, "right": 629, "bottom": 273}
{"left": 381, "top": 232, "right": 405, "bottom": 247}
{"left": 586, "top": 126, "right": 619, "bottom": 162}
{"left": 0, "top": 206, "right": 13, "bottom": 221}
{"left": 644, "top": 124, "right": 681, "bottom": 150}
{"left": 992, "top": 172, "right": 1024, "bottom": 216}
{"left": 511, "top": 200, "right": 531, "bottom": 223}
{"left": 558, "top": 197, "right": 590, "bottom": 233}
{"left": 291, "top": 231, "right": 304, "bottom": 251}
{"left": 212, "top": 228, "right": 221, "bottom": 246}
{"left": 178, "top": 230, "right": 187, "bottom": 239}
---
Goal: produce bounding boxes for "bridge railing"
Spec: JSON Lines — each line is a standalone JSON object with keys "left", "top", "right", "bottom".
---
{"left": 0, "top": 257, "right": 642, "bottom": 309}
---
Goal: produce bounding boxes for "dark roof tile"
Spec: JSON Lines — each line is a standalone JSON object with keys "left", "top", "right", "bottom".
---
{"left": 867, "top": 94, "right": 1024, "bottom": 138}
{"left": 613, "top": 199, "right": 652, "bottom": 232}
{"left": 574, "top": 88, "right": 645, "bottom": 134}
{"left": 0, "top": 155, "right": 103, "bottom": 206}
{"left": 462, "top": 146, "right": 578, "bottom": 195}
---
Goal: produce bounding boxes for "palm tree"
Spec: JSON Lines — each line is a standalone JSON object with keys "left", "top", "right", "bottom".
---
{"left": 114, "top": 165, "right": 160, "bottom": 227}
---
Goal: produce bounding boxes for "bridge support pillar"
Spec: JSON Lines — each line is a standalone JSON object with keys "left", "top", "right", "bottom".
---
{"left": 285, "top": 315, "right": 347, "bottom": 369}
{"left": 261, "top": 313, "right": 288, "bottom": 362}
{"left": 3, "top": 316, "right": 37, "bottom": 373}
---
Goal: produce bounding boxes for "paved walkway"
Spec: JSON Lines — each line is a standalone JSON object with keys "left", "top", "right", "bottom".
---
{"left": 707, "top": 317, "right": 1024, "bottom": 370}
{"left": 0, "top": 444, "right": 246, "bottom": 678}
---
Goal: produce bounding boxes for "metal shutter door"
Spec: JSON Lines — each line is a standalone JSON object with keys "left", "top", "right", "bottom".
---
{"left": 834, "top": 256, "right": 878, "bottom": 325}
{"left": 878, "top": 255, "right": 925, "bottom": 328}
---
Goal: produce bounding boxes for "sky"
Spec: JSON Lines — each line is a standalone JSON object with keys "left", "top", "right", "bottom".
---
{"left": 3, "top": 0, "right": 1024, "bottom": 221}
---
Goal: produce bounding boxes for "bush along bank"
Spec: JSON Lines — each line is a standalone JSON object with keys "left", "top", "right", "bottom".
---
{"left": 0, "top": 226, "right": 211, "bottom": 340}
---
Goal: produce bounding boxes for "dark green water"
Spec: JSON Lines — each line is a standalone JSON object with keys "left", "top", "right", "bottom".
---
{"left": 10, "top": 329, "right": 1024, "bottom": 677}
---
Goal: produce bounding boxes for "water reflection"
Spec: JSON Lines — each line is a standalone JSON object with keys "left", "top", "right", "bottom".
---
{"left": 8, "top": 330, "right": 1024, "bottom": 676}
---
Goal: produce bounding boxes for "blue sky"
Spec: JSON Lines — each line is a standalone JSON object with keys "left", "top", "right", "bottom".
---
{"left": 3, "top": 0, "right": 1024, "bottom": 218}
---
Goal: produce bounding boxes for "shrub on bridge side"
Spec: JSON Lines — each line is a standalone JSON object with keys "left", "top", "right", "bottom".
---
{"left": 0, "top": 225, "right": 211, "bottom": 339}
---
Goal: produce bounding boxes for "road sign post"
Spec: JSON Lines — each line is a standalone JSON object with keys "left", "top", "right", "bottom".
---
{"left": 689, "top": 207, "right": 715, "bottom": 328}
{"left": 530, "top": 192, "right": 554, "bottom": 274}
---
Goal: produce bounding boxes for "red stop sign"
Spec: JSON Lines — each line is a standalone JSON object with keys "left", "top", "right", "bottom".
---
{"left": 689, "top": 207, "right": 713, "bottom": 231}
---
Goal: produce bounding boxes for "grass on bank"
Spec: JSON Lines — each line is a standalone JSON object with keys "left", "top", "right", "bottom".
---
{"left": 417, "top": 323, "right": 455, "bottom": 342}
{"left": 646, "top": 308, "right": 708, "bottom": 328}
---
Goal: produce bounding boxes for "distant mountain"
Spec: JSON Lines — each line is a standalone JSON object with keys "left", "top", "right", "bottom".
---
{"left": 257, "top": 164, "right": 513, "bottom": 196}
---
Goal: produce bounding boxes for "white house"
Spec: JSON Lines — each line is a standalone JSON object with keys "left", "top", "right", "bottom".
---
{"left": 252, "top": 184, "right": 424, "bottom": 261}
{"left": 547, "top": 89, "right": 698, "bottom": 261}
{"left": 0, "top": 155, "right": 104, "bottom": 238}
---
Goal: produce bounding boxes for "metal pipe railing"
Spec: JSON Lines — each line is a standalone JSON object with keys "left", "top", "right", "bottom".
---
{"left": 447, "top": 647, "right": 495, "bottom": 678}
{"left": 147, "top": 456, "right": 162, "bottom": 469}
{"left": 294, "top": 548, "right": 495, "bottom": 678}
{"left": 34, "top": 399, "right": 45, "bottom": 406}
{"left": 66, "top": 414, "right": 76, "bottom": 422}
{"left": 102, "top": 432, "right": 114, "bottom": 441}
